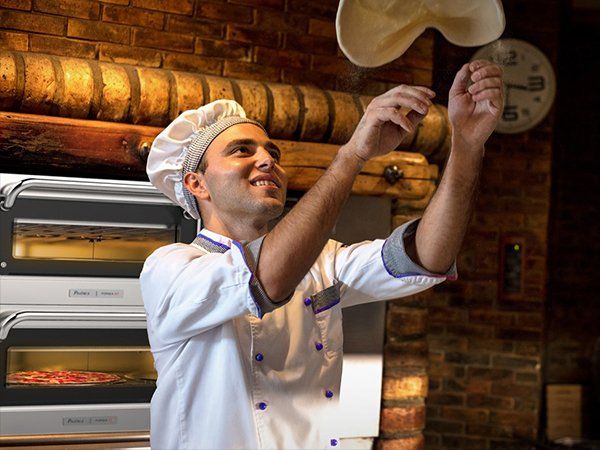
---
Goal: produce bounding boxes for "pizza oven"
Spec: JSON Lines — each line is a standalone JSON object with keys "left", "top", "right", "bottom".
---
{"left": 0, "top": 173, "right": 196, "bottom": 444}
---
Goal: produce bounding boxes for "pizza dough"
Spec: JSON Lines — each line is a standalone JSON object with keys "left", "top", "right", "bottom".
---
{"left": 336, "top": 0, "right": 506, "bottom": 67}
{"left": 7, "top": 370, "right": 122, "bottom": 385}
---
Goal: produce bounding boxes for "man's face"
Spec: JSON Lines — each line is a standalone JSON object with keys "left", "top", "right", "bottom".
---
{"left": 197, "top": 123, "right": 288, "bottom": 224}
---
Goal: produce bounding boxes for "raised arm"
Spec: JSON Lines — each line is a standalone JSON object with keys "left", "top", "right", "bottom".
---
{"left": 406, "top": 60, "right": 504, "bottom": 273}
{"left": 257, "top": 85, "right": 436, "bottom": 301}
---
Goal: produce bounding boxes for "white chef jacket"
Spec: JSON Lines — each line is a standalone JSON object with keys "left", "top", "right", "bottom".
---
{"left": 140, "top": 219, "right": 456, "bottom": 450}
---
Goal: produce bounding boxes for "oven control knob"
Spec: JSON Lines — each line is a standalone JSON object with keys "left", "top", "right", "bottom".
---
{"left": 0, "top": 262, "right": 7, "bottom": 269}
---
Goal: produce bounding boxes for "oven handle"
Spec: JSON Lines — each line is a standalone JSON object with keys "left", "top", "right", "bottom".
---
{"left": 0, "top": 311, "right": 147, "bottom": 341}
{"left": 0, "top": 178, "right": 168, "bottom": 211}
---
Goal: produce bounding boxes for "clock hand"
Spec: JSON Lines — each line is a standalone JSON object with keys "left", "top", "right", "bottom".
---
{"left": 506, "top": 83, "right": 529, "bottom": 91}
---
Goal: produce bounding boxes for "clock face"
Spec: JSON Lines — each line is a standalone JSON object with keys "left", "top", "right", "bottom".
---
{"left": 472, "top": 39, "right": 556, "bottom": 134}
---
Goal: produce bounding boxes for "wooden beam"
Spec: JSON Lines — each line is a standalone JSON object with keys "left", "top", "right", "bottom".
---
{"left": 0, "top": 112, "right": 437, "bottom": 200}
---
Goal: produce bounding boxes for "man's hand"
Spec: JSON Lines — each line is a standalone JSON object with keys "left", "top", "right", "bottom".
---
{"left": 344, "top": 85, "right": 436, "bottom": 162}
{"left": 448, "top": 60, "right": 504, "bottom": 150}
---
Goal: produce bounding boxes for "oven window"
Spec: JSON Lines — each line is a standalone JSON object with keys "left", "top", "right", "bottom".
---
{"left": 12, "top": 219, "right": 176, "bottom": 262}
{"left": 5, "top": 346, "right": 156, "bottom": 388}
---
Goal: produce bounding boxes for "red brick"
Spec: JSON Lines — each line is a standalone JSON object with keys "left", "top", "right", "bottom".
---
{"left": 377, "top": 435, "right": 424, "bottom": 450}
{"left": 196, "top": 1, "right": 252, "bottom": 24}
{"left": 195, "top": 39, "right": 250, "bottom": 60}
{"left": 469, "top": 309, "right": 516, "bottom": 327}
{"left": 489, "top": 410, "right": 536, "bottom": 428}
{"left": 441, "top": 435, "right": 488, "bottom": 450}
{"left": 380, "top": 405, "right": 425, "bottom": 433}
{"left": 68, "top": 18, "right": 129, "bottom": 44}
{"left": 466, "top": 393, "right": 514, "bottom": 410}
{"left": 226, "top": 25, "right": 279, "bottom": 48}
{"left": 131, "top": 0, "right": 193, "bottom": 15}
{"left": 388, "top": 307, "right": 428, "bottom": 337}
{"left": 444, "top": 352, "right": 490, "bottom": 365}
{"left": 163, "top": 53, "right": 222, "bottom": 75}
{"left": 495, "top": 328, "right": 541, "bottom": 342}
{"left": 102, "top": 5, "right": 164, "bottom": 29}
{"left": 441, "top": 407, "right": 488, "bottom": 423}
{"left": 490, "top": 382, "right": 539, "bottom": 400}
{"left": 0, "top": 30, "right": 28, "bottom": 51}
{"left": 33, "top": 0, "right": 100, "bottom": 19}
{"left": 491, "top": 355, "right": 539, "bottom": 370}
{"left": 229, "top": 0, "right": 283, "bottom": 9}
{"left": 428, "top": 307, "right": 466, "bottom": 325}
{"left": 255, "top": 9, "right": 308, "bottom": 34}
{"left": 308, "top": 17, "right": 335, "bottom": 38}
{"left": 133, "top": 28, "right": 193, "bottom": 52}
{"left": 467, "top": 367, "right": 513, "bottom": 381}
{"left": 99, "top": 0, "right": 128, "bottom": 4}
{"left": 466, "top": 423, "right": 513, "bottom": 439}
{"left": 427, "top": 393, "right": 464, "bottom": 406}
{"left": 0, "top": 10, "right": 65, "bottom": 35}
{"left": 426, "top": 419, "right": 465, "bottom": 434}
{"left": 166, "top": 16, "right": 224, "bottom": 38}
{"left": 287, "top": 0, "right": 336, "bottom": 20}
{"left": 223, "top": 60, "right": 280, "bottom": 82}
{"left": 281, "top": 68, "right": 337, "bottom": 90}
{"left": 446, "top": 324, "right": 494, "bottom": 339}
{"left": 99, "top": 43, "right": 161, "bottom": 67}
{"left": 254, "top": 46, "right": 310, "bottom": 70}
{"left": 284, "top": 33, "right": 337, "bottom": 56}
{"left": 30, "top": 35, "right": 96, "bottom": 59}
{"left": 382, "top": 375, "right": 428, "bottom": 400}
{"left": 0, "top": 0, "right": 31, "bottom": 10}
{"left": 312, "top": 54, "right": 357, "bottom": 76}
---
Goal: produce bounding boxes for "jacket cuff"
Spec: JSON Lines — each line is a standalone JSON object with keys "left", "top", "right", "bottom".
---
{"left": 381, "top": 218, "right": 458, "bottom": 280}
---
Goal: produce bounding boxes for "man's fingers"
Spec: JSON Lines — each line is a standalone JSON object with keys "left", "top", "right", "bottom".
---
{"left": 471, "top": 87, "right": 503, "bottom": 103}
{"left": 468, "top": 77, "right": 503, "bottom": 96}
{"left": 470, "top": 62, "right": 503, "bottom": 82}
{"left": 449, "top": 63, "right": 472, "bottom": 95}
{"left": 370, "top": 88, "right": 433, "bottom": 115}
{"left": 367, "top": 107, "right": 415, "bottom": 134}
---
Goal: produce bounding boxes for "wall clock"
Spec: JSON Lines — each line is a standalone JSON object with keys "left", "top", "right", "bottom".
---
{"left": 471, "top": 38, "right": 556, "bottom": 134}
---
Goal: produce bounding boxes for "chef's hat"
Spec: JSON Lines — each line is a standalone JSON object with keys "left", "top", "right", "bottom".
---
{"left": 337, "top": 0, "right": 505, "bottom": 68}
{"left": 147, "top": 99, "right": 266, "bottom": 220}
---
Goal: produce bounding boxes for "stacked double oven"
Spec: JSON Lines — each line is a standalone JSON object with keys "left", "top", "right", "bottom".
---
{"left": 0, "top": 173, "right": 197, "bottom": 445}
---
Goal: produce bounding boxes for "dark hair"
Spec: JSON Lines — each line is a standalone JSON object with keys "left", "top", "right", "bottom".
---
{"left": 197, "top": 157, "right": 208, "bottom": 173}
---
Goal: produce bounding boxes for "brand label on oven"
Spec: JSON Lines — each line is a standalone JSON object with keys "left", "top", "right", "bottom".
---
{"left": 69, "top": 289, "right": 124, "bottom": 298}
{"left": 63, "top": 416, "right": 117, "bottom": 426}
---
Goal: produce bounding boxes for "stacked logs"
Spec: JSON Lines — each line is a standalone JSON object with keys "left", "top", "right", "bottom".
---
{"left": 0, "top": 51, "right": 451, "bottom": 159}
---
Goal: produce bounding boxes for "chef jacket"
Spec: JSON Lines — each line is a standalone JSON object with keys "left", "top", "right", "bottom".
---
{"left": 140, "top": 218, "right": 456, "bottom": 450}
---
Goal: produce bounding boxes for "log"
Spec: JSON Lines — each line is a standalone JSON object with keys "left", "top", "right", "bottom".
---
{"left": 0, "top": 51, "right": 452, "bottom": 160}
{"left": 0, "top": 112, "right": 436, "bottom": 201}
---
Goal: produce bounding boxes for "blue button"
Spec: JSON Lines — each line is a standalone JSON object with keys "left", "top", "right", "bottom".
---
{"left": 258, "top": 402, "right": 267, "bottom": 410}
{"left": 255, "top": 353, "right": 264, "bottom": 362}
{"left": 330, "top": 439, "right": 338, "bottom": 447}
{"left": 325, "top": 390, "right": 334, "bottom": 398}
{"left": 315, "top": 342, "right": 324, "bottom": 351}
{"left": 304, "top": 298, "right": 312, "bottom": 306}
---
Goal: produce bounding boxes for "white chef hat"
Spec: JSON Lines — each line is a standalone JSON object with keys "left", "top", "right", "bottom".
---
{"left": 147, "top": 99, "right": 266, "bottom": 220}
{"left": 336, "top": 0, "right": 506, "bottom": 68}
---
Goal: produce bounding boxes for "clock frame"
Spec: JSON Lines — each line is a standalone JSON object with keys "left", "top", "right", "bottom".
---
{"left": 471, "top": 39, "right": 556, "bottom": 134}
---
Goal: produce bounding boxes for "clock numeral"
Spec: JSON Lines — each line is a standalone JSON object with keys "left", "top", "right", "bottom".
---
{"left": 503, "top": 105, "right": 519, "bottom": 122}
{"left": 528, "top": 76, "right": 545, "bottom": 91}
{"left": 492, "top": 50, "right": 517, "bottom": 66}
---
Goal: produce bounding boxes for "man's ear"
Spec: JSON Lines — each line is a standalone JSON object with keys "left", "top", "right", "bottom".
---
{"left": 183, "top": 172, "right": 210, "bottom": 201}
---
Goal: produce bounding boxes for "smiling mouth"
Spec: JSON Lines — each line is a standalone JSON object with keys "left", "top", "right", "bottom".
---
{"left": 250, "top": 180, "right": 279, "bottom": 188}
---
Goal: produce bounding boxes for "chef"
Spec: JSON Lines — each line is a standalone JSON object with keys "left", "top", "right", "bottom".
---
{"left": 141, "top": 59, "right": 503, "bottom": 449}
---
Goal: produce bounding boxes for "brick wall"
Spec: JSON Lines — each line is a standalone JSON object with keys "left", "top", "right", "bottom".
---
{"left": 0, "top": 0, "right": 433, "bottom": 96}
{"left": 424, "top": 1, "right": 561, "bottom": 449}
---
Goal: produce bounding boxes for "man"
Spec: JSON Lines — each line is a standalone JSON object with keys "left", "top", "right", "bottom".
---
{"left": 142, "top": 60, "right": 503, "bottom": 449}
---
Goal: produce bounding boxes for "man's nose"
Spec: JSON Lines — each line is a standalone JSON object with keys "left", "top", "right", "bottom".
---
{"left": 255, "top": 147, "right": 275, "bottom": 170}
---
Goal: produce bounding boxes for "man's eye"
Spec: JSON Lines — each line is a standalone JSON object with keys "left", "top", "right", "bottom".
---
{"left": 235, "top": 146, "right": 250, "bottom": 154}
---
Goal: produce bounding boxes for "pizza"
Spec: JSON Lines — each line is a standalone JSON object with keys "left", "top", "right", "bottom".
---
{"left": 7, "top": 370, "right": 122, "bottom": 385}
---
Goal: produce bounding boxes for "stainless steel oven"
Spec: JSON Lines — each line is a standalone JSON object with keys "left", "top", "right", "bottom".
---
{"left": 0, "top": 173, "right": 197, "bottom": 443}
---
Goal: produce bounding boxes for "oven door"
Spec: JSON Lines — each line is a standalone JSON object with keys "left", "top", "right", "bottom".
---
{"left": 0, "top": 174, "right": 197, "bottom": 279}
{"left": 0, "top": 310, "right": 153, "bottom": 437}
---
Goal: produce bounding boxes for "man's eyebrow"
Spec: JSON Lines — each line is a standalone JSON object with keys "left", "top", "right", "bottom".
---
{"left": 223, "top": 138, "right": 281, "bottom": 157}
